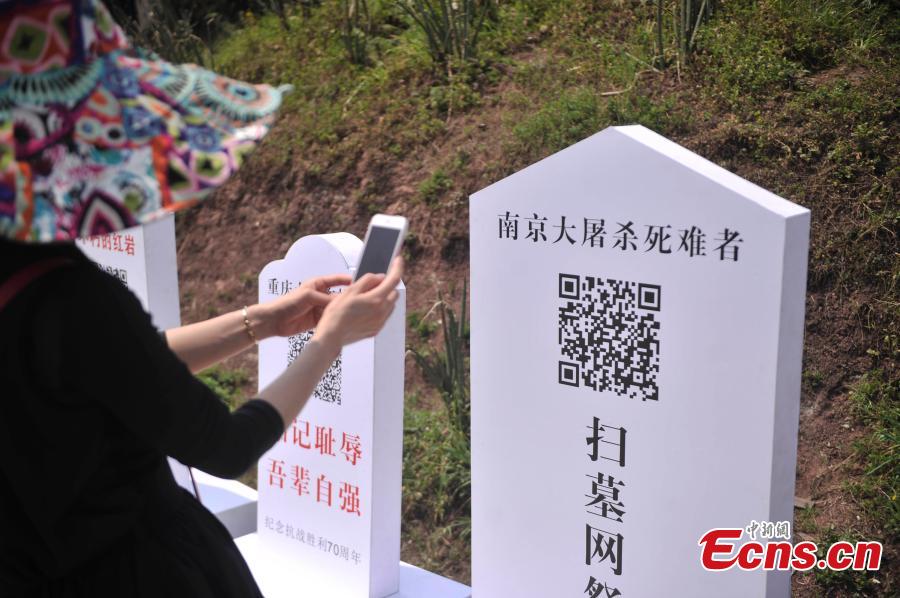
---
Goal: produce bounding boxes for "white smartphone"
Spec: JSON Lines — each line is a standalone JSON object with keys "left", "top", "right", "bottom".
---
{"left": 353, "top": 214, "right": 408, "bottom": 282}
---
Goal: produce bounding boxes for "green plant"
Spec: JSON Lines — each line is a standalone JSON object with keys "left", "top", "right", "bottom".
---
{"left": 693, "top": 6, "right": 802, "bottom": 107}
{"left": 813, "top": 527, "right": 883, "bottom": 595}
{"left": 411, "top": 283, "right": 470, "bottom": 438}
{"left": 298, "top": 0, "right": 322, "bottom": 18}
{"left": 418, "top": 169, "right": 453, "bottom": 204}
{"left": 794, "top": 504, "right": 819, "bottom": 534}
{"left": 408, "top": 310, "right": 439, "bottom": 339}
{"left": 111, "top": 3, "right": 217, "bottom": 66}
{"left": 802, "top": 369, "right": 825, "bottom": 391}
{"left": 512, "top": 87, "right": 604, "bottom": 160}
{"left": 341, "top": 0, "right": 372, "bottom": 65}
{"left": 395, "top": 0, "right": 493, "bottom": 65}
{"left": 255, "top": 0, "right": 293, "bottom": 31}
{"left": 197, "top": 366, "right": 251, "bottom": 410}
{"left": 402, "top": 405, "right": 471, "bottom": 528}
{"left": 848, "top": 370, "right": 899, "bottom": 542}
{"left": 606, "top": 94, "right": 688, "bottom": 136}
{"left": 428, "top": 77, "right": 481, "bottom": 114}
{"left": 653, "top": 0, "right": 719, "bottom": 68}
{"left": 775, "top": 0, "right": 889, "bottom": 69}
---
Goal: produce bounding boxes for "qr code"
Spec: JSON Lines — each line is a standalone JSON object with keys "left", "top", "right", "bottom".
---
{"left": 95, "top": 263, "right": 128, "bottom": 285}
{"left": 287, "top": 331, "right": 342, "bottom": 405}
{"left": 558, "top": 273, "right": 660, "bottom": 401}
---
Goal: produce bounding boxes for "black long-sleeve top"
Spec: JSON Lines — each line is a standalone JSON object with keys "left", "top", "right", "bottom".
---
{"left": 0, "top": 239, "right": 283, "bottom": 596}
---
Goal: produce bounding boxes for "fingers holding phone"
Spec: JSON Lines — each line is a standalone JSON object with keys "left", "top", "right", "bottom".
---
{"left": 312, "top": 256, "right": 404, "bottom": 350}
{"left": 312, "top": 212, "right": 407, "bottom": 351}
{"left": 363, "top": 256, "right": 403, "bottom": 298}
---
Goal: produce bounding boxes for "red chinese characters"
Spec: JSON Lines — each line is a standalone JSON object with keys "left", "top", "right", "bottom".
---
{"left": 268, "top": 459, "right": 286, "bottom": 489}
{"left": 283, "top": 419, "right": 363, "bottom": 466}
{"left": 266, "top": 457, "right": 364, "bottom": 517}
{"left": 340, "top": 433, "right": 362, "bottom": 465}
{"left": 271, "top": 419, "right": 365, "bottom": 515}
{"left": 338, "top": 482, "right": 362, "bottom": 517}
{"left": 85, "top": 232, "right": 136, "bottom": 256}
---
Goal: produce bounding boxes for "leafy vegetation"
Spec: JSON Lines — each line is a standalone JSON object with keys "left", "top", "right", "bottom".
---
{"left": 109, "top": 2, "right": 216, "bottom": 66}
{"left": 395, "top": 0, "right": 493, "bottom": 65}
{"left": 849, "top": 371, "right": 899, "bottom": 544}
{"left": 411, "top": 284, "right": 470, "bottom": 438}
{"left": 653, "top": 0, "right": 720, "bottom": 68}
{"left": 198, "top": 365, "right": 251, "bottom": 410}
{"left": 403, "top": 287, "right": 472, "bottom": 577}
{"left": 408, "top": 309, "right": 439, "bottom": 339}
{"left": 418, "top": 168, "right": 453, "bottom": 204}
{"left": 401, "top": 402, "right": 471, "bottom": 577}
{"left": 340, "top": 0, "right": 373, "bottom": 65}
{"left": 402, "top": 402, "right": 470, "bottom": 532}
{"left": 812, "top": 527, "right": 883, "bottom": 596}
{"left": 511, "top": 87, "right": 604, "bottom": 161}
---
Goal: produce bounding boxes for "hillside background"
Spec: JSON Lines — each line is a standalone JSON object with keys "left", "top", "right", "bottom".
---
{"left": 111, "top": 1, "right": 898, "bottom": 595}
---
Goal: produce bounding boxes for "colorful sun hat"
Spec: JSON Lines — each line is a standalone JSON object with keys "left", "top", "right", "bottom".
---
{"left": 0, "top": 0, "right": 290, "bottom": 242}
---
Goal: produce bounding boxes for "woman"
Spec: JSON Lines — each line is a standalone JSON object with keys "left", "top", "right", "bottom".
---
{"left": 0, "top": 1, "right": 401, "bottom": 595}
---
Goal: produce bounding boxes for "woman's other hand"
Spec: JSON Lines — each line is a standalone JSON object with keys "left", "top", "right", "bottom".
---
{"left": 262, "top": 273, "right": 352, "bottom": 338}
{"left": 312, "top": 257, "right": 404, "bottom": 352}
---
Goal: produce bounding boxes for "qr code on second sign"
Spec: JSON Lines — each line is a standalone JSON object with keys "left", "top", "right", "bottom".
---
{"left": 287, "top": 331, "right": 342, "bottom": 405}
{"left": 558, "top": 273, "right": 660, "bottom": 401}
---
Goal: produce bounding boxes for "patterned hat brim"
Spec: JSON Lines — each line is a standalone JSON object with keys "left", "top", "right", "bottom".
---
{"left": 0, "top": 36, "right": 289, "bottom": 241}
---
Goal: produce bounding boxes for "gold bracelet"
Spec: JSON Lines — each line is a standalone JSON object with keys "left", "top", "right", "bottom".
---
{"left": 242, "top": 306, "right": 258, "bottom": 345}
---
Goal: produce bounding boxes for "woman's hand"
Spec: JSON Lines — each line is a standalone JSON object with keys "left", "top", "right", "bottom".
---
{"left": 312, "top": 257, "right": 404, "bottom": 353}
{"left": 166, "top": 272, "right": 354, "bottom": 374}
{"left": 261, "top": 273, "right": 352, "bottom": 338}
{"left": 257, "top": 257, "right": 403, "bottom": 427}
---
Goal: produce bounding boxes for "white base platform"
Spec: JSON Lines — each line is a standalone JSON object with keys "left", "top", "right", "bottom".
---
{"left": 168, "top": 459, "right": 259, "bottom": 539}
{"left": 236, "top": 533, "right": 471, "bottom": 598}
{"left": 192, "top": 470, "right": 258, "bottom": 538}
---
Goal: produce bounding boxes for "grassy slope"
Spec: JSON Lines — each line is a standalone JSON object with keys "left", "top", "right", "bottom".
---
{"left": 179, "top": 1, "right": 899, "bottom": 593}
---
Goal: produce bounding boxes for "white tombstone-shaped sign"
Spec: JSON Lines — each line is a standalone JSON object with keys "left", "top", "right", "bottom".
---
{"left": 470, "top": 125, "right": 810, "bottom": 597}
{"left": 255, "top": 233, "right": 405, "bottom": 598}
{"left": 75, "top": 214, "right": 181, "bottom": 331}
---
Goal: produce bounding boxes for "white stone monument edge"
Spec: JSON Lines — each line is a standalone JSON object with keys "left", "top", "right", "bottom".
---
{"left": 765, "top": 212, "right": 810, "bottom": 598}
{"left": 470, "top": 125, "right": 808, "bottom": 220}
{"left": 261, "top": 232, "right": 365, "bottom": 279}
{"left": 236, "top": 532, "right": 472, "bottom": 597}
{"left": 614, "top": 125, "right": 808, "bottom": 218}
{"left": 142, "top": 214, "right": 181, "bottom": 330}
{"left": 370, "top": 285, "right": 406, "bottom": 597}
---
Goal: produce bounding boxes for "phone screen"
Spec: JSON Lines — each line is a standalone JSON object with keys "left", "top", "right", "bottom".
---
{"left": 355, "top": 226, "right": 401, "bottom": 280}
